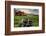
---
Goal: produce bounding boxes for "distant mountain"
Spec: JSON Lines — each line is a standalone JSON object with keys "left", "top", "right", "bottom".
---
{"left": 15, "top": 11, "right": 27, "bottom": 16}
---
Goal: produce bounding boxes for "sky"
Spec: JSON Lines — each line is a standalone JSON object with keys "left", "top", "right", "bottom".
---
{"left": 14, "top": 8, "right": 39, "bottom": 15}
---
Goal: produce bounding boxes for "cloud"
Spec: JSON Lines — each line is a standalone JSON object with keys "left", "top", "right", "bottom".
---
{"left": 19, "top": 9, "right": 32, "bottom": 14}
